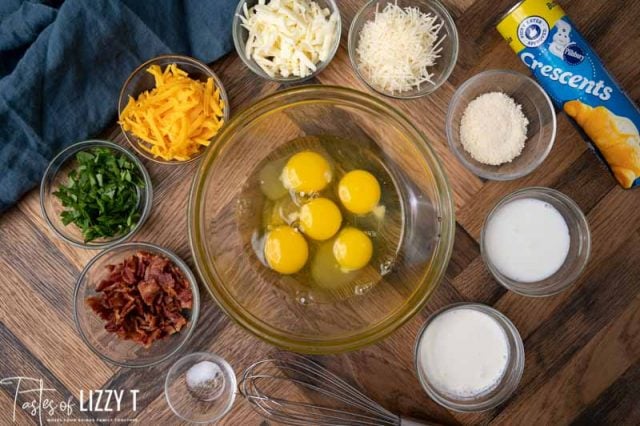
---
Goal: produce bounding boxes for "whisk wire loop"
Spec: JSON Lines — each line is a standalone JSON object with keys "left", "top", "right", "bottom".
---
{"left": 240, "top": 354, "right": 402, "bottom": 426}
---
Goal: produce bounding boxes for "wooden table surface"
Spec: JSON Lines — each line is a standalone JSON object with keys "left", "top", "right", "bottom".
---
{"left": 2, "top": 0, "right": 640, "bottom": 424}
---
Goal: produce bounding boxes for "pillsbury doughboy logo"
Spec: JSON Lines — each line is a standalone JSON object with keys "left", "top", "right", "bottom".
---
{"left": 548, "top": 20, "right": 585, "bottom": 65}
{"left": 518, "top": 16, "right": 549, "bottom": 47}
{"left": 549, "top": 20, "right": 571, "bottom": 57}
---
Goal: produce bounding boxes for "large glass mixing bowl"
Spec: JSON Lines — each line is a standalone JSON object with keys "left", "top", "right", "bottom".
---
{"left": 189, "top": 86, "right": 455, "bottom": 354}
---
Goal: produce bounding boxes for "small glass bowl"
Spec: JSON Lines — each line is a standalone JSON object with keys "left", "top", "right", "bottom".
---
{"left": 40, "top": 140, "right": 153, "bottom": 249}
{"left": 415, "top": 303, "right": 525, "bottom": 412}
{"left": 118, "top": 55, "right": 230, "bottom": 165}
{"left": 73, "top": 242, "right": 200, "bottom": 368}
{"left": 232, "top": 0, "right": 341, "bottom": 83}
{"left": 446, "top": 70, "right": 557, "bottom": 180}
{"left": 348, "top": 0, "right": 459, "bottom": 99}
{"left": 165, "top": 352, "right": 237, "bottom": 423}
{"left": 481, "top": 187, "right": 591, "bottom": 297}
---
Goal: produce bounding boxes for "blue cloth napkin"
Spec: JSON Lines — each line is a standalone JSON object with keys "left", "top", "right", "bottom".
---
{"left": 0, "top": 0, "right": 237, "bottom": 213}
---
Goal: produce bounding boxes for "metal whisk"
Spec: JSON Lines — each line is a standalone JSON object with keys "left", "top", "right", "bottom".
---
{"left": 239, "top": 353, "right": 430, "bottom": 425}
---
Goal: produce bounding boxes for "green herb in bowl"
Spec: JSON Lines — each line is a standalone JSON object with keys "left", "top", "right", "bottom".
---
{"left": 53, "top": 147, "right": 145, "bottom": 242}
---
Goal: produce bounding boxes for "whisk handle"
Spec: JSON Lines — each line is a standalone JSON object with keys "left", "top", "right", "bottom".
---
{"left": 400, "top": 417, "right": 433, "bottom": 426}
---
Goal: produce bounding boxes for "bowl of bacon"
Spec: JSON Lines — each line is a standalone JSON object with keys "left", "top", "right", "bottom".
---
{"left": 73, "top": 242, "right": 200, "bottom": 368}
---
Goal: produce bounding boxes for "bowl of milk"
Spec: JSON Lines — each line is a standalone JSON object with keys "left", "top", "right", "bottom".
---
{"left": 481, "top": 187, "right": 591, "bottom": 297}
{"left": 414, "top": 303, "right": 525, "bottom": 411}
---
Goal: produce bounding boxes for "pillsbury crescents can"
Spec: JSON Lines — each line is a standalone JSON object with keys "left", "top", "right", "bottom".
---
{"left": 497, "top": 0, "right": 640, "bottom": 189}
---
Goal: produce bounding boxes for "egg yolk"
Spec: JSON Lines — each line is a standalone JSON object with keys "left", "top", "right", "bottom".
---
{"left": 311, "top": 241, "right": 357, "bottom": 290}
{"left": 281, "top": 151, "right": 332, "bottom": 193}
{"left": 338, "top": 170, "right": 381, "bottom": 214}
{"left": 333, "top": 227, "right": 373, "bottom": 271}
{"left": 264, "top": 226, "right": 309, "bottom": 274}
{"left": 299, "top": 198, "right": 342, "bottom": 241}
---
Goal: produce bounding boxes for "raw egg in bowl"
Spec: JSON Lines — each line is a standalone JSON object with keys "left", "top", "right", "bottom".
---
{"left": 189, "top": 86, "right": 454, "bottom": 354}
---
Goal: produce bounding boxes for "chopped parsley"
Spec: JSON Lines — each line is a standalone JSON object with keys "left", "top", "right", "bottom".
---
{"left": 53, "top": 147, "right": 145, "bottom": 242}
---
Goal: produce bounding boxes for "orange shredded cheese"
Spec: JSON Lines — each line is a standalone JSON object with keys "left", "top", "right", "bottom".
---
{"left": 119, "top": 64, "right": 225, "bottom": 161}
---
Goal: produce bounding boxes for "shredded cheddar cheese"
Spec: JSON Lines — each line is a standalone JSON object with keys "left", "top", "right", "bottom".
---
{"left": 119, "top": 64, "right": 225, "bottom": 161}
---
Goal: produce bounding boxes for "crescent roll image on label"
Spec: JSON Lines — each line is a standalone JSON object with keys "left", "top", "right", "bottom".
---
{"left": 497, "top": 0, "right": 640, "bottom": 189}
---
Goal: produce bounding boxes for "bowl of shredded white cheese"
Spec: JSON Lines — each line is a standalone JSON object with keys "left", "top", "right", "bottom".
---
{"left": 446, "top": 70, "right": 557, "bottom": 180}
{"left": 233, "top": 0, "right": 341, "bottom": 82}
{"left": 348, "top": 0, "right": 459, "bottom": 99}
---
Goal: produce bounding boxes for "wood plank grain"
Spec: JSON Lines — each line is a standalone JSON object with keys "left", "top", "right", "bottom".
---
{"left": 445, "top": 224, "right": 480, "bottom": 281}
{"left": 0, "top": 208, "right": 81, "bottom": 311}
{"left": 0, "top": 391, "right": 35, "bottom": 426}
{"left": 16, "top": 190, "right": 98, "bottom": 271}
{"left": 492, "top": 288, "right": 640, "bottom": 424}
{"left": 571, "top": 361, "right": 640, "bottom": 426}
{"left": 491, "top": 230, "right": 640, "bottom": 422}
{"left": 0, "top": 255, "right": 114, "bottom": 398}
{"left": 451, "top": 256, "right": 505, "bottom": 305}
{"left": 1, "top": 0, "right": 640, "bottom": 424}
{"left": 0, "top": 322, "right": 96, "bottom": 424}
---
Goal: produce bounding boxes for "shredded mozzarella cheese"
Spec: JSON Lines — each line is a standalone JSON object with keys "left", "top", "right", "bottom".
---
{"left": 239, "top": 0, "right": 339, "bottom": 78}
{"left": 356, "top": 2, "right": 445, "bottom": 94}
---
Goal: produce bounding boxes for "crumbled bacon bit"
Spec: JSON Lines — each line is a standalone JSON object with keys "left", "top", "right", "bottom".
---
{"left": 86, "top": 251, "right": 193, "bottom": 347}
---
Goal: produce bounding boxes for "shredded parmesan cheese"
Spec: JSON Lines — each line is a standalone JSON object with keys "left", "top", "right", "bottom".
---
{"left": 356, "top": 2, "right": 445, "bottom": 94}
{"left": 119, "top": 64, "right": 225, "bottom": 161}
{"left": 239, "top": 0, "right": 339, "bottom": 78}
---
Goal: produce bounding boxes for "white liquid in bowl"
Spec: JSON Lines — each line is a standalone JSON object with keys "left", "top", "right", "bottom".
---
{"left": 418, "top": 308, "right": 509, "bottom": 398}
{"left": 484, "top": 198, "right": 570, "bottom": 283}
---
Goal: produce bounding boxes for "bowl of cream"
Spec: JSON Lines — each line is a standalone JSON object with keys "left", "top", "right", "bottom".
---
{"left": 414, "top": 303, "right": 525, "bottom": 411}
{"left": 481, "top": 187, "right": 591, "bottom": 297}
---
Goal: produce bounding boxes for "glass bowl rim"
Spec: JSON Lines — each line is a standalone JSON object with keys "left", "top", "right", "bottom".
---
{"left": 445, "top": 69, "right": 558, "bottom": 180}
{"left": 164, "top": 351, "right": 237, "bottom": 424}
{"left": 480, "top": 186, "right": 592, "bottom": 297}
{"left": 232, "top": 0, "right": 342, "bottom": 83}
{"left": 188, "top": 84, "right": 456, "bottom": 354}
{"left": 413, "top": 302, "right": 525, "bottom": 412}
{"left": 73, "top": 241, "right": 201, "bottom": 368}
{"left": 347, "top": 0, "right": 460, "bottom": 100}
{"left": 117, "top": 54, "right": 231, "bottom": 165}
{"left": 39, "top": 139, "right": 153, "bottom": 250}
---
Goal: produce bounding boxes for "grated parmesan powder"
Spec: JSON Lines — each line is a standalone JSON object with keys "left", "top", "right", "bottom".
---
{"left": 460, "top": 92, "right": 529, "bottom": 166}
{"left": 356, "top": 2, "right": 445, "bottom": 94}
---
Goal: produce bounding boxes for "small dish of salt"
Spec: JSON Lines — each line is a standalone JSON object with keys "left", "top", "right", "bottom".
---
{"left": 446, "top": 69, "right": 557, "bottom": 181}
{"left": 165, "top": 352, "right": 236, "bottom": 423}
{"left": 186, "top": 360, "right": 226, "bottom": 401}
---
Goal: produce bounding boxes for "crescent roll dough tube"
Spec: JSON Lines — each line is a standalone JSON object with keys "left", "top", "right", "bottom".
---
{"left": 498, "top": 0, "right": 640, "bottom": 188}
